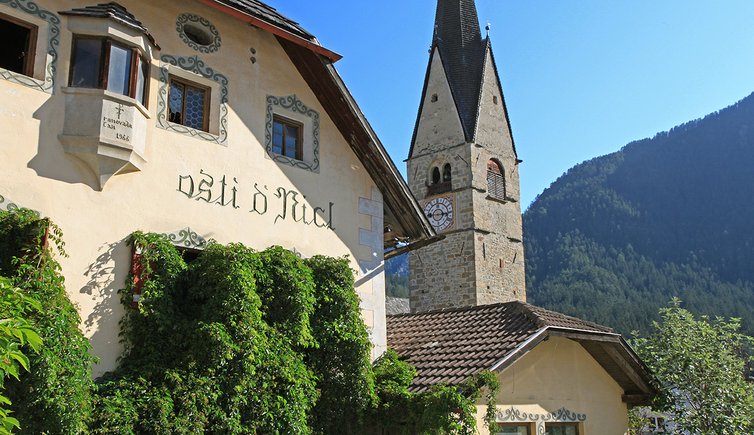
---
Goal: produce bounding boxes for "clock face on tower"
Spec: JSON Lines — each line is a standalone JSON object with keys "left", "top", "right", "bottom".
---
{"left": 423, "top": 196, "right": 454, "bottom": 232}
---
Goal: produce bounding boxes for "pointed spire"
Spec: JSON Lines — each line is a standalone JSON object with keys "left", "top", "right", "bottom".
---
{"left": 431, "top": 0, "right": 487, "bottom": 142}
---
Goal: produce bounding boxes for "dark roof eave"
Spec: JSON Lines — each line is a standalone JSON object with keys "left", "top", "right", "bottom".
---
{"left": 201, "top": 0, "right": 342, "bottom": 62}
{"left": 276, "top": 37, "right": 434, "bottom": 244}
{"left": 490, "top": 326, "right": 656, "bottom": 400}
{"left": 322, "top": 62, "right": 436, "bottom": 242}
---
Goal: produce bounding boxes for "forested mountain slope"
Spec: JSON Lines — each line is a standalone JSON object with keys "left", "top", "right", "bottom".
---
{"left": 525, "top": 92, "right": 754, "bottom": 334}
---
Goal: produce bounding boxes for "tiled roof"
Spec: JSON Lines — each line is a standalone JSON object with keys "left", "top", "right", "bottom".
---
{"left": 432, "top": 0, "right": 487, "bottom": 142}
{"left": 217, "top": 0, "right": 314, "bottom": 40}
{"left": 60, "top": 2, "right": 157, "bottom": 47}
{"left": 386, "top": 301, "right": 614, "bottom": 392}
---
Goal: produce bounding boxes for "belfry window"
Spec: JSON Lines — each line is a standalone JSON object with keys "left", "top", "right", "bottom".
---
{"left": 431, "top": 167, "right": 441, "bottom": 184}
{"left": 428, "top": 164, "right": 452, "bottom": 196}
{"left": 69, "top": 36, "right": 149, "bottom": 106}
{"left": 0, "top": 13, "right": 37, "bottom": 77}
{"left": 487, "top": 159, "right": 506, "bottom": 200}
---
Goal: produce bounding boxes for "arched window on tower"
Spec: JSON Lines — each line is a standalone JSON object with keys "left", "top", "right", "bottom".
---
{"left": 487, "top": 159, "right": 506, "bottom": 200}
{"left": 431, "top": 167, "right": 441, "bottom": 184}
{"left": 428, "top": 164, "right": 451, "bottom": 196}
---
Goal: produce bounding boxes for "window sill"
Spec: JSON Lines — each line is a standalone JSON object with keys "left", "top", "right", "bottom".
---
{"left": 61, "top": 86, "right": 150, "bottom": 119}
{"left": 160, "top": 119, "right": 225, "bottom": 145}
{"left": 485, "top": 194, "right": 517, "bottom": 204}
{"left": 268, "top": 151, "right": 319, "bottom": 172}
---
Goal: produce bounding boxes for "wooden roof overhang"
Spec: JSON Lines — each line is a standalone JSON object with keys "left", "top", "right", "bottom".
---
{"left": 200, "top": 0, "right": 342, "bottom": 62}
{"left": 490, "top": 326, "right": 656, "bottom": 406}
{"left": 277, "top": 38, "right": 436, "bottom": 251}
{"left": 199, "top": 0, "right": 435, "bottom": 251}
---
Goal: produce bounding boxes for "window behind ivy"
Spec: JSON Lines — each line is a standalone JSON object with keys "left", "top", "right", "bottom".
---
{"left": 0, "top": 13, "right": 37, "bottom": 76}
{"left": 487, "top": 159, "right": 506, "bottom": 200}
{"left": 496, "top": 423, "right": 532, "bottom": 435}
{"left": 544, "top": 423, "right": 579, "bottom": 435}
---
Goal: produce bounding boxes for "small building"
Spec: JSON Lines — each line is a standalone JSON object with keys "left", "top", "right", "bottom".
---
{"left": 0, "top": 0, "right": 432, "bottom": 376}
{"left": 388, "top": 302, "right": 655, "bottom": 434}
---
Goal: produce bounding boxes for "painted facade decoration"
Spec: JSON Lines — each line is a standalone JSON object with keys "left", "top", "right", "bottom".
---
{"left": 162, "top": 227, "right": 208, "bottom": 250}
{"left": 156, "top": 54, "right": 229, "bottom": 144}
{"left": 496, "top": 407, "right": 587, "bottom": 435}
{"left": 0, "top": 0, "right": 60, "bottom": 93}
{"left": 176, "top": 13, "right": 221, "bottom": 53}
{"left": 0, "top": 0, "right": 430, "bottom": 377}
{"left": 265, "top": 94, "right": 321, "bottom": 172}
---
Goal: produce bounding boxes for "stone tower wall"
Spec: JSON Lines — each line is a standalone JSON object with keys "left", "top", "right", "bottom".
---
{"left": 410, "top": 48, "right": 466, "bottom": 158}
{"left": 407, "top": 30, "right": 526, "bottom": 313}
{"left": 409, "top": 230, "right": 477, "bottom": 311}
{"left": 470, "top": 48, "right": 526, "bottom": 301}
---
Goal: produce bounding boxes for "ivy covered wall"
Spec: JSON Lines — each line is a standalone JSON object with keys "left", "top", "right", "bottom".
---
{"left": 0, "top": 210, "right": 496, "bottom": 434}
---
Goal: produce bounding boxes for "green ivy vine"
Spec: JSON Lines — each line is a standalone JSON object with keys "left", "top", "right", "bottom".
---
{"left": 0, "top": 209, "right": 95, "bottom": 434}
{"left": 0, "top": 216, "right": 498, "bottom": 434}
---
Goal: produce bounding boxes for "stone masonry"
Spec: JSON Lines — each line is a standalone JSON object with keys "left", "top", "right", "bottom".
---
{"left": 407, "top": 0, "right": 525, "bottom": 313}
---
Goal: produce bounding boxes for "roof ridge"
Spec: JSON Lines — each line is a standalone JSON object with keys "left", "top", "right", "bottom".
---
{"left": 387, "top": 301, "right": 522, "bottom": 318}
{"left": 523, "top": 302, "right": 615, "bottom": 333}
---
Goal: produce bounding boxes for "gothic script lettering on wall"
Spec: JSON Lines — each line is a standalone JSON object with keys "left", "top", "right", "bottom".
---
{"left": 176, "top": 169, "right": 335, "bottom": 231}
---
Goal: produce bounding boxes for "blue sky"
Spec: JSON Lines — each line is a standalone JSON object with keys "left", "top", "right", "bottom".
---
{"left": 271, "top": 1, "right": 754, "bottom": 208}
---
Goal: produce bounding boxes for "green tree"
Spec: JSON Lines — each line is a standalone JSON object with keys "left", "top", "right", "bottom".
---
{"left": 0, "top": 209, "right": 95, "bottom": 434}
{"left": 632, "top": 299, "right": 754, "bottom": 434}
{"left": 0, "top": 277, "right": 41, "bottom": 434}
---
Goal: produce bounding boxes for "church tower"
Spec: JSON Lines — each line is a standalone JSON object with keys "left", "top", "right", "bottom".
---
{"left": 407, "top": 0, "right": 525, "bottom": 312}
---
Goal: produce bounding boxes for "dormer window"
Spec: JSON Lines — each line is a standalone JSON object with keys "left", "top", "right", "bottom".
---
{"left": 69, "top": 36, "right": 149, "bottom": 106}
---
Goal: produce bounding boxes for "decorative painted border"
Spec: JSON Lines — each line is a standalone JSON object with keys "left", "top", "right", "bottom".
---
{"left": 162, "top": 227, "right": 207, "bottom": 250}
{"left": 265, "top": 95, "right": 320, "bottom": 172}
{"left": 0, "top": 0, "right": 60, "bottom": 93}
{"left": 157, "top": 54, "right": 228, "bottom": 144}
{"left": 176, "top": 13, "right": 221, "bottom": 53}
{"left": 496, "top": 407, "right": 586, "bottom": 435}
{"left": 0, "top": 194, "right": 19, "bottom": 212}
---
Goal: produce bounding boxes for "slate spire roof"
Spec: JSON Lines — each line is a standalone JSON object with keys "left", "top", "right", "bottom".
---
{"left": 432, "top": 0, "right": 487, "bottom": 142}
